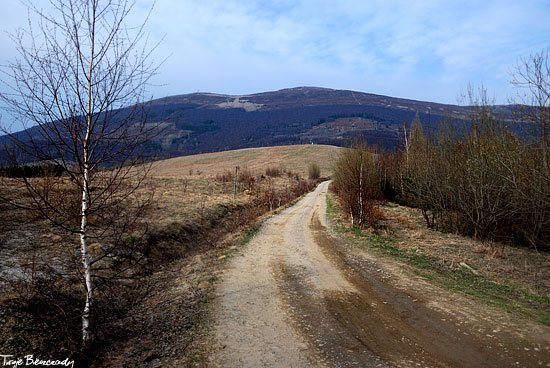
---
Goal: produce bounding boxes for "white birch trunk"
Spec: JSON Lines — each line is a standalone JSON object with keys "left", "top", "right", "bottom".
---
{"left": 403, "top": 123, "right": 409, "bottom": 169}
{"left": 359, "top": 158, "right": 363, "bottom": 227}
{"left": 80, "top": 166, "right": 93, "bottom": 347}
{"left": 81, "top": 6, "right": 96, "bottom": 347}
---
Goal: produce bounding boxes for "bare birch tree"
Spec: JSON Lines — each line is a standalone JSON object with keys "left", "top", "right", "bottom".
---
{"left": 0, "top": 0, "right": 159, "bottom": 348}
{"left": 332, "top": 143, "right": 384, "bottom": 228}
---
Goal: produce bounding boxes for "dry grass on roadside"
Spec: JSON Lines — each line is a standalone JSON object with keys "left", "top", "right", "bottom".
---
{"left": 146, "top": 169, "right": 311, "bottom": 225}
{"left": 327, "top": 191, "right": 550, "bottom": 326}
{"left": 382, "top": 203, "right": 550, "bottom": 296}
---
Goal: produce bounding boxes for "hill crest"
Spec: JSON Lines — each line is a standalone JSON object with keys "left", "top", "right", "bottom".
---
{"left": 3, "top": 86, "right": 514, "bottom": 163}
{"left": 151, "top": 86, "right": 458, "bottom": 116}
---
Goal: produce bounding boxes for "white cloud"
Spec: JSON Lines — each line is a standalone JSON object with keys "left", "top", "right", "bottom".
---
{"left": 2, "top": 0, "right": 550, "bottom": 105}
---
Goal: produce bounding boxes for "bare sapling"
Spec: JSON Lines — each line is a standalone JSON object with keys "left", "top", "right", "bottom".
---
{"left": 0, "top": 0, "right": 161, "bottom": 349}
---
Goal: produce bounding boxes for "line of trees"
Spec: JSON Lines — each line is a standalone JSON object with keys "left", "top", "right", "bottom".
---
{"left": 0, "top": 163, "right": 65, "bottom": 177}
{"left": 332, "top": 50, "right": 550, "bottom": 250}
{"left": 398, "top": 84, "right": 550, "bottom": 249}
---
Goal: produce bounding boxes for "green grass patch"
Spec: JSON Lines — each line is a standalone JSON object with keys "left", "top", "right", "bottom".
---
{"left": 326, "top": 193, "right": 336, "bottom": 215}
{"left": 228, "top": 221, "right": 263, "bottom": 249}
{"left": 367, "top": 230, "right": 550, "bottom": 325}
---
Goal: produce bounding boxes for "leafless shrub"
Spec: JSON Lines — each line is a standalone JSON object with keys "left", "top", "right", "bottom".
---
{"left": 332, "top": 143, "right": 385, "bottom": 228}
{"left": 308, "top": 163, "right": 321, "bottom": 180}
{"left": 238, "top": 167, "right": 256, "bottom": 191}
{"left": 254, "top": 175, "right": 314, "bottom": 212}
{"left": 181, "top": 178, "right": 189, "bottom": 194}
{"left": 265, "top": 166, "right": 282, "bottom": 177}
{"left": 291, "top": 178, "right": 314, "bottom": 197}
{"left": 215, "top": 170, "right": 234, "bottom": 183}
{"left": 258, "top": 179, "right": 278, "bottom": 210}
{"left": 474, "top": 241, "right": 507, "bottom": 259}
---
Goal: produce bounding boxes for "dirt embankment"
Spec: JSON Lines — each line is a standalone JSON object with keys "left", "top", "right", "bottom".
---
{"left": 209, "top": 181, "right": 550, "bottom": 367}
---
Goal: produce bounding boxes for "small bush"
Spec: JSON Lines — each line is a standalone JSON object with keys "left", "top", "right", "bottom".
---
{"left": 215, "top": 170, "right": 234, "bottom": 183}
{"left": 363, "top": 205, "right": 386, "bottom": 227}
{"left": 308, "top": 163, "right": 321, "bottom": 180}
{"left": 238, "top": 168, "right": 256, "bottom": 191}
{"left": 291, "top": 178, "right": 313, "bottom": 197}
{"left": 286, "top": 170, "right": 297, "bottom": 179}
{"left": 265, "top": 167, "right": 282, "bottom": 177}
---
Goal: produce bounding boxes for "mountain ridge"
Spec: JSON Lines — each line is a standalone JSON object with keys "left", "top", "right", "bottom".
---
{"left": 150, "top": 86, "right": 461, "bottom": 115}
{"left": 138, "top": 86, "right": 468, "bottom": 157}
{"left": 1, "top": 87, "right": 517, "bottom": 163}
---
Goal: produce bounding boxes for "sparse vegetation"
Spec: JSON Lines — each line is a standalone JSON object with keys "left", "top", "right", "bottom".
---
{"left": 238, "top": 167, "right": 256, "bottom": 191}
{"left": 349, "top": 53, "right": 550, "bottom": 251}
{"left": 389, "top": 85, "right": 550, "bottom": 249}
{"left": 215, "top": 169, "right": 234, "bottom": 183}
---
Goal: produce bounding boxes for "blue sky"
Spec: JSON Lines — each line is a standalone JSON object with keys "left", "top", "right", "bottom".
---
{"left": 1, "top": 0, "right": 549, "bottom": 110}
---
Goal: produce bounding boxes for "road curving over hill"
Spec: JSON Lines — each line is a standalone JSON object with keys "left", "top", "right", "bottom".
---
{"left": 209, "top": 181, "right": 549, "bottom": 367}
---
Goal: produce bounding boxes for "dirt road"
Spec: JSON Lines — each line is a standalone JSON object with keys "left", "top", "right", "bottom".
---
{"left": 209, "top": 181, "right": 550, "bottom": 367}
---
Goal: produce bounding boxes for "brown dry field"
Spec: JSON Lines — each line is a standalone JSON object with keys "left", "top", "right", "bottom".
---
{"left": 1, "top": 144, "right": 342, "bottom": 278}
{"left": 150, "top": 144, "right": 342, "bottom": 179}
{"left": 147, "top": 144, "right": 341, "bottom": 225}
{"left": 147, "top": 144, "right": 343, "bottom": 226}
